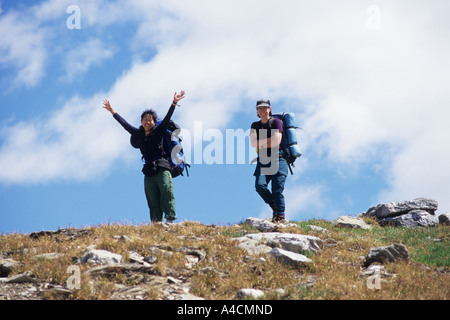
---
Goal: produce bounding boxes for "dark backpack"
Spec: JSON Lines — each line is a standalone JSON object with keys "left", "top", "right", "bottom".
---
{"left": 130, "top": 120, "right": 190, "bottom": 178}
{"left": 158, "top": 120, "right": 190, "bottom": 178}
{"left": 270, "top": 112, "right": 302, "bottom": 174}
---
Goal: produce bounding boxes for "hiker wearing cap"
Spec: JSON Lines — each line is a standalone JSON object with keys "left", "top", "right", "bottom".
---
{"left": 102, "top": 91, "right": 186, "bottom": 224}
{"left": 250, "top": 99, "right": 289, "bottom": 223}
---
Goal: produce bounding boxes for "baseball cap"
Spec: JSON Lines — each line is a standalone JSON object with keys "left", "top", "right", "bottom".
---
{"left": 256, "top": 99, "right": 271, "bottom": 108}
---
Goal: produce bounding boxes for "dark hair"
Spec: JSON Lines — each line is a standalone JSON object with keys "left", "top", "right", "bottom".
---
{"left": 141, "top": 109, "right": 158, "bottom": 122}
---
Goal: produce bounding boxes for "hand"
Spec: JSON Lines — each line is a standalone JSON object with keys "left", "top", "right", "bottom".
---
{"left": 102, "top": 99, "right": 116, "bottom": 115}
{"left": 173, "top": 90, "right": 186, "bottom": 104}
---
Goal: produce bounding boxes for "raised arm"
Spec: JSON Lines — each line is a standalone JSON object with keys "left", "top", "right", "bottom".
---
{"left": 103, "top": 99, "right": 116, "bottom": 116}
{"left": 173, "top": 90, "right": 186, "bottom": 105}
{"left": 156, "top": 90, "right": 186, "bottom": 132}
{"left": 102, "top": 99, "right": 139, "bottom": 135}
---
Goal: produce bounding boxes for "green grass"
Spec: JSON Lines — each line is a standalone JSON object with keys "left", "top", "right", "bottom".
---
{"left": 361, "top": 223, "right": 449, "bottom": 267}
{"left": 1, "top": 220, "right": 448, "bottom": 300}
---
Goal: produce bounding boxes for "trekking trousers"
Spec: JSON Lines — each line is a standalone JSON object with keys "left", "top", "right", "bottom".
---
{"left": 144, "top": 169, "right": 177, "bottom": 222}
{"left": 254, "top": 157, "right": 288, "bottom": 215}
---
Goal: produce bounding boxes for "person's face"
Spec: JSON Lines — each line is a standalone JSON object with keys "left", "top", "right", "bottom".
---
{"left": 257, "top": 106, "right": 271, "bottom": 118}
{"left": 141, "top": 114, "right": 155, "bottom": 131}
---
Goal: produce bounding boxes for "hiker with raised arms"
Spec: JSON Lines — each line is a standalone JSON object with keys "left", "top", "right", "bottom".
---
{"left": 250, "top": 99, "right": 289, "bottom": 223}
{"left": 102, "top": 91, "right": 186, "bottom": 224}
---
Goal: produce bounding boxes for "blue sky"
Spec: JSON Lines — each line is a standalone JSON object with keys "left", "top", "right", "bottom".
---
{"left": 1, "top": 0, "right": 449, "bottom": 234}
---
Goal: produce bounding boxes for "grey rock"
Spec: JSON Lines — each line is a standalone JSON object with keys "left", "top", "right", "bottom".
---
{"left": 0, "top": 258, "right": 20, "bottom": 277}
{"left": 143, "top": 255, "right": 158, "bottom": 264}
{"left": 245, "top": 217, "right": 298, "bottom": 232}
{"left": 4, "top": 271, "right": 37, "bottom": 284}
{"left": 237, "top": 238, "right": 272, "bottom": 255}
{"left": 177, "top": 247, "right": 207, "bottom": 262}
{"left": 237, "top": 232, "right": 323, "bottom": 256}
{"left": 236, "top": 288, "right": 265, "bottom": 299}
{"left": 438, "top": 213, "right": 450, "bottom": 225}
{"left": 365, "top": 198, "right": 438, "bottom": 219}
{"left": 335, "top": 216, "right": 372, "bottom": 230}
{"left": 245, "top": 217, "right": 278, "bottom": 232}
{"left": 81, "top": 248, "right": 122, "bottom": 265}
{"left": 49, "top": 286, "right": 73, "bottom": 297}
{"left": 378, "top": 210, "right": 439, "bottom": 228}
{"left": 128, "top": 251, "right": 152, "bottom": 266}
{"left": 86, "top": 263, "right": 156, "bottom": 278}
{"left": 167, "top": 276, "right": 183, "bottom": 284}
{"left": 269, "top": 248, "right": 312, "bottom": 267}
{"left": 363, "top": 244, "right": 408, "bottom": 267}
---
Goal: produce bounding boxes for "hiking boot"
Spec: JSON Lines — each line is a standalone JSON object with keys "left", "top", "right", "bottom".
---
{"left": 275, "top": 214, "right": 286, "bottom": 224}
{"left": 270, "top": 203, "right": 277, "bottom": 222}
{"left": 277, "top": 217, "right": 287, "bottom": 224}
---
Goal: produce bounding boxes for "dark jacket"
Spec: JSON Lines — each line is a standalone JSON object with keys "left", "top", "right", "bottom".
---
{"left": 113, "top": 103, "right": 176, "bottom": 176}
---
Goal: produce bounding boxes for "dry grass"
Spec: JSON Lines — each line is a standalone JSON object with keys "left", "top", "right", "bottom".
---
{"left": 1, "top": 220, "right": 449, "bottom": 300}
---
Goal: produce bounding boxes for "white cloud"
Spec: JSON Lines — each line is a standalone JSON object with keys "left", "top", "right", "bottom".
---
{"left": 31, "top": 0, "right": 73, "bottom": 22}
{"left": 0, "top": 0, "right": 134, "bottom": 89}
{"left": 378, "top": 121, "right": 450, "bottom": 214}
{"left": 61, "top": 39, "right": 115, "bottom": 82}
{"left": 0, "top": 0, "right": 449, "bottom": 215}
{"left": 284, "top": 184, "right": 326, "bottom": 221}
{"left": 0, "top": 11, "right": 47, "bottom": 87}
{"left": 0, "top": 93, "right": 131, "bottom": 184}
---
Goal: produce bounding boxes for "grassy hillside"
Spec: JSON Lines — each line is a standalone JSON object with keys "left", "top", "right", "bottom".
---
{"left": 0, "top": 219, "right": 448, "bottom": 300}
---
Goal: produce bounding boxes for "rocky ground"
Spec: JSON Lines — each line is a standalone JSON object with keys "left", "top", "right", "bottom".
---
{"left": 1, "top": 198, "right": 449, "bottom": 300}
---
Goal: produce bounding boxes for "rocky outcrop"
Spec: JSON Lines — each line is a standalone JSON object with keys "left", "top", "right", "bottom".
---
{"left": 363, "top": 198, "right": 442, "bottom": 227}
{"left": 236, "top": 218, "right": 324, "bottom": 269}
{"left": 236, "top": 230, "right": 323, "bottom": 256}
{"left": 0, "top": 230, "right": 207, "bottom": 300}
{"left": 365, "top": 198, "right": 438, "bottom": 218}
{"left": 378, "top": 210, "right": 439, "bottom": 228}
{"left": 244, "top": 217, "right": 298, "bottom": 232}
{"left": 29, "top": 228, "right": 94, "bottom": 240}
{"left": 78, "top": 244, "right": 207, "bottom": 300}
{"left": 0, "top": 204, "right": 447, "bottom": 300}
{"left": 363, "top": 244, "right": 409, "bottom": 267}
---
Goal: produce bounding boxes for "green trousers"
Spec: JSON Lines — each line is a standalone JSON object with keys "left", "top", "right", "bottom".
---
{"left": 144, "top": 169, "right": 176, "bottom": 222}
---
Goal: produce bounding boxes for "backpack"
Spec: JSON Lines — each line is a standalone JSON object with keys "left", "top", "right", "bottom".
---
{"left": 158, "top": 120, "right": 190, "bottom": 178}
{"left": 270, "top": 112, "right": 302, "bottom": 174}
{"left": 131, "top": 120, "right": 190, "bottom": 178}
